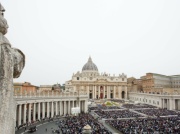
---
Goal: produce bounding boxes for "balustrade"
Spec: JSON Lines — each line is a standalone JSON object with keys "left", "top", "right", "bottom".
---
{"left": 14, "top": 90, "right": 88, "bottom": 98}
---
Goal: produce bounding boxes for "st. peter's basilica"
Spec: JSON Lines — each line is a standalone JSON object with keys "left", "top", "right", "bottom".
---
{"left": 65, "top": 57, "right": 127, "bottom": 99}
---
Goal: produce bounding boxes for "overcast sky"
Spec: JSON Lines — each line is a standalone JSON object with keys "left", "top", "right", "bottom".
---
{"left": 1, "top": 0, "right": 180, "bottom": 86}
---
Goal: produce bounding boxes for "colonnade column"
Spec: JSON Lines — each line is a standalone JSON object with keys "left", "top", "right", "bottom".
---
{"left": 167, "top": 99, "right": 170, "bottom": 109}
{"left": 42, "top": 102, "right": 45, "bottom": 119}
{"left": 64, "top": 101, "right": 66, "bottom": 115}
{"left": 23, "top": 104, "right": 27, "bottom": 124}
{"left": 80, "top": 100, "right": 82, "bottom": 112}
{"left": 169, "top": 99, "right": 175, "bottom": 110}
{"left": 94, "top": 86, "right": 96, "bottom": 99}
{"left": 47, "top": 102, "right": 50, "bottom": 118}
{"left": 78, "top": 100, "right": 80, "bottom": 107}
{"left": 106, "top": 86, "right": 109, "bottom": 99}
{"left": 38, "top": 102, "right": 41, "bottom": 120}
{"left": 72, "top": 100, "right": 74, "bottom": 108}
{"left": 161, "top": 99, "right": 164, "bottom": 108}
{"left": 33, "top": 103, "right": 36, "bottom": 121}
{"left": 55, "top": 101, "right": 58, "bottom": 116}
{"left": 83, "top": 101, "right": 85, "bottom": 112}
{"left": 28, "top": 103, "right": 31, "bottom": 123}
{"left": 68, "top": 100, "right": 70, "bottom": 114}
{"left": 80, "top": 101, "right": 82, "bottom": 112}
{"left": 51, "top": 102, "right": 54, "bottom": 117}
{"left": 59, "top": 101, "right": 62, "bottom": 116}
{"left": 18, "top": 104, "right": 22, "bottom": 126}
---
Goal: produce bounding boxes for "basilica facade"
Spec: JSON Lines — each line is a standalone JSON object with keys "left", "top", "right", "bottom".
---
{"left": 65, "top": 57, "right": 127, "bottom": 99}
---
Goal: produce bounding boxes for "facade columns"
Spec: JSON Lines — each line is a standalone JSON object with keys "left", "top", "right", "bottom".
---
{"left": 103, "top": 86, "right": 105, "bottom": 98}
{"left": 87, "top": 86, "right": 89, "bottom": 98}
{"left": 107, "top": 86, "right": 110, "bottom": 99}
{"left": 125, "top": 86, "right": 128, "bottom": 99}
{"left": 33, "top": 103, "right": 36, "bottom": 121}
{"left": 114, "top": 86, "right": 116, "bottom": 99}
{"left": 98, "top": 86, "right": 100, "bottom": 98}
{"left": 120, "top": 86, "right": 122, "bottom": 99}
{"left": 18, "top": 104, "right": 22, "bottom": 126}
{"left": 74, "top": 86, "right": 76, "bottom": 92}
{"left": 118, "top": 86, "right": 121, "bottom": 99}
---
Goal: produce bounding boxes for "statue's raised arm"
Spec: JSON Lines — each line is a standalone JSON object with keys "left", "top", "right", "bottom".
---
{"left": 0, "top": 3, "right": 25, "bottom": 134}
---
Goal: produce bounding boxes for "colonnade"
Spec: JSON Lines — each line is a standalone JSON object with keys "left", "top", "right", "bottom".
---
{"left": 78, "top": 85, "right": 127, "bottom": 99}
{"left": 161, "top": 98, "right": 180, "bottom": 110}
{"left": 16, "top": 99, "right": 87, "bottom": 127}
{"left": 129, "top": 92, "right": 180, "bottom": 110}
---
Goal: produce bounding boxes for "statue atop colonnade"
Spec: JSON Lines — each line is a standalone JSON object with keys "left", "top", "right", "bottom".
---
{"left": 0, "top": 3, "right": 25, "bottom": 134}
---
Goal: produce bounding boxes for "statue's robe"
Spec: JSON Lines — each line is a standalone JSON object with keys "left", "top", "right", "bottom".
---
{"left": 0, "top": 32, "right": 25, "bottom": 134}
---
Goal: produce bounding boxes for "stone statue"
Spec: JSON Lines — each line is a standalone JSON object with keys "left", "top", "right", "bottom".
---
{"left": 0, "top": 3, "right": 25, "bottom": 134}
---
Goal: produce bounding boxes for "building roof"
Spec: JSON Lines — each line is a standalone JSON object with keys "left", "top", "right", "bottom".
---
{"left": 82, "top": 56, "right": 98, "bottom": 72}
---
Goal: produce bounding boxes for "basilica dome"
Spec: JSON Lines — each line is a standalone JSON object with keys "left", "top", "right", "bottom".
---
{"left": 82, "top": 57, "right": 98, "bottom": 71}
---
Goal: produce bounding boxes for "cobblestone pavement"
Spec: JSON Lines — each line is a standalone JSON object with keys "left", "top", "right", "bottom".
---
{"left": 15, "top": 119, "right": 62, "bottom": 134}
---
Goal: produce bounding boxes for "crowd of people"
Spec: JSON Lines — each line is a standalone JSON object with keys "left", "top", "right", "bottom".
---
{"left": 56, "top": 113, "right": 112, "bottom": 134}
{"left": 89, "top": 105, "right": 121, "bottom": 111}
{"left": 89, "top": 106, "right": 100, "bottom": 111}
{"left": 122, "top": 104, "right": 157, "bottom": 109}
{"left": 109, "top": 99, "right": 125, "bottom": 103}
{"left": 95, "top": 110, "right": 142, "bottom": 119}
{"left": 106, "top": 116, "right": 180, "bottom": 134}
{"left": 135, "top": 109, "right": 179, "bottom": 116}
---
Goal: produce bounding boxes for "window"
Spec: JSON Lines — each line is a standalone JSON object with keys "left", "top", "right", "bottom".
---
{"left": 77, "top": 77, "right": 79, "bottom": 80}
{"left": 122, "top": 78, "right": 124, "bottom": 81}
